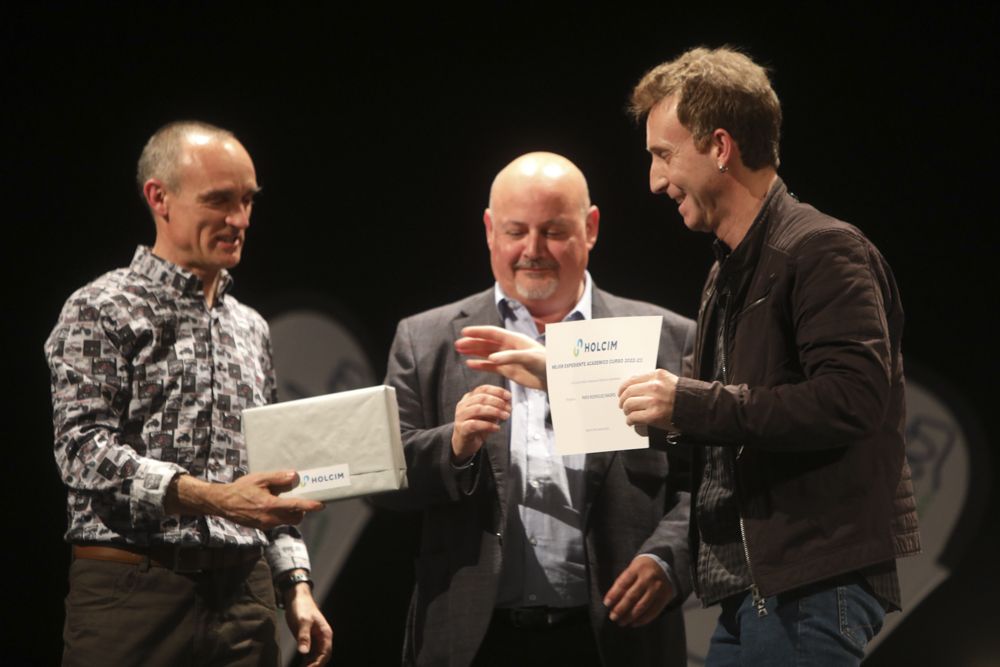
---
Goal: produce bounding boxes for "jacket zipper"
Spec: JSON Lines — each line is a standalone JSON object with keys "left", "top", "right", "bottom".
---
{"left": 720, "top": 288, "right": 767, "bottom": 618}
{"left": 739, "top": 513, "right": 767, "bottom": 616}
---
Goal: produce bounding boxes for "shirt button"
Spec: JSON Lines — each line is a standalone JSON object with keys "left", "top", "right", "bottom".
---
{"left": 528, "top": 594, "right": 537, "bottom": 602}
{"left": 529, "top": 536, "right": 537, "bottom": 546}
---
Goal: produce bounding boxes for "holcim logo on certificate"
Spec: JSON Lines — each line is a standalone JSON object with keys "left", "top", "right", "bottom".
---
{"left": 573, "top": 337, "right": 619, "bottom": 357}
{"left": 297, "top": 464, "right": 352, "bottom": 492}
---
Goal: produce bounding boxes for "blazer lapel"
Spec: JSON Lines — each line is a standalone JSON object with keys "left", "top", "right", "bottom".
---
{"left": 583, "top": 450, "right": 616, "bottom": 530}
{"left": 590, "top": 287, "right": 612, "bottom": 320}
{"left": 451, "top": 289, "right": 512, "bottom": 524}
{"left": 582, "top": 287, "right": 617, "bottom": 525}
{"left": 450, "top": 288, "right": 507, "bottom": 396}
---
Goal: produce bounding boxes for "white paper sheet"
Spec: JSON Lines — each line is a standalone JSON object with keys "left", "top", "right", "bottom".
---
{"left": 545, "top": 316, "right": 662, "bottom": 455}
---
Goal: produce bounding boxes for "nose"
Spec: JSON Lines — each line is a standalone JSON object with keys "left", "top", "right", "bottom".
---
{"left": 649, "top": 160, "right": 668, "bottom": 195}
{"left": 523, "top": 229, "right": 545, "bottom": 258}
{"left": 226, "top": 203, "right": 251, "bottom": 229}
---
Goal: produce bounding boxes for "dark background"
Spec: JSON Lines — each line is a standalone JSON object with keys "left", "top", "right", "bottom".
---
{"left": 5, "top": 3, "right": 996, "bottom": 665}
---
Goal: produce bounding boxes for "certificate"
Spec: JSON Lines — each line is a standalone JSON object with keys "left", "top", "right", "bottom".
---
{"left": 545, "top": 316, "right": 662, "bottom": 455}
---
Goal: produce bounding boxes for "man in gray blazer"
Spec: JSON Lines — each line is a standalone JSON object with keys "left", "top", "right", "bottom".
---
{"left": 385, "top": 152, "right": 694, "bottom": 667}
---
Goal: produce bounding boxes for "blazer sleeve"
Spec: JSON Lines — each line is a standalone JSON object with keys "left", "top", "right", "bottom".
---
{"left": 638, "top": 489, "right": 692, "bottom": 603}
{"left": 381, "top": 316, "right": 478, "bottom": 510}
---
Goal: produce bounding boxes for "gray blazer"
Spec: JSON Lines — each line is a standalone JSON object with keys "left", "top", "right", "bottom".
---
{"left": 385, "top": 286, "right": 695, "bottom": 667}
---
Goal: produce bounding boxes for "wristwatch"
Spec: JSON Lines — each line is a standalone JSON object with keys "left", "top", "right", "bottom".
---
{"left": 275, "top": 570, "right": 313, "bottom": 607}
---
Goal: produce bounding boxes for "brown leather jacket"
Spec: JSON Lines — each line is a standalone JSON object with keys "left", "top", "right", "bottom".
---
{"left": 673, "top": 178, "right": 921, "bottom": 598}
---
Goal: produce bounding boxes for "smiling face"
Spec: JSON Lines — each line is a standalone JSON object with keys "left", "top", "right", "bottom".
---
{"left": 147, "top": 133, "right": 259, "bottom": 281}
{"left": 645, "top": 95, "right": 724, "bottom": 235}
{"left": 484, "top": 153, "right": 599, "bottom": 322}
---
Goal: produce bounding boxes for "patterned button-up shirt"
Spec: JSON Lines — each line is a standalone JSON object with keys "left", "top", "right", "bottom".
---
{"left": 45, "top": 246, "right": 309, "bottom": 574}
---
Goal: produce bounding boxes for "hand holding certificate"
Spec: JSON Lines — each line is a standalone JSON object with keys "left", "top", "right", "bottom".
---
{"left": 617, "top": 367, "right": 680, "bottom": 433}
{"left": 457, "top": 316, "right": 666, "bottom": 455}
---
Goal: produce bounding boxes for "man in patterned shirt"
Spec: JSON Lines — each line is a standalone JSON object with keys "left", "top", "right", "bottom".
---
{"left": 45, "top": 120, "right": 332, "bottom": 666}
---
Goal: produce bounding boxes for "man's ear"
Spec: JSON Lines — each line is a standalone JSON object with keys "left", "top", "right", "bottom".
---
{"left": 711, "top": 128, "right": 735, "bottom": 171}
{"left": 585, "top": 205, "right": 600, "bottom": 250}
{"left": 483, "top": 208, "right": 494, "bottom": 251}
{"left": 143, "top": 179, "right": 169, "bottom": 220}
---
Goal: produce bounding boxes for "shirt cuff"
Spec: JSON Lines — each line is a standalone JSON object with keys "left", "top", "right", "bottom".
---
{"left": 449, "top": 450, "right": 479, "bottom": 470}
{"left": 449, "top": 450, "right": 481, "bottom": 496}
{"left": 129, "top": 460, "right": 187, "bottom": 522}
{"left": 265, "top": 528, "right": 312, "bottom": 576}
{"left": 636, "top": 553, "right": 679, "bottom": 593}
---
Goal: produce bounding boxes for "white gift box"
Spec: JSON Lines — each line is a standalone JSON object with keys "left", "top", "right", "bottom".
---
{"left": 243, "top": 385, "right": 407, "bottom": 502}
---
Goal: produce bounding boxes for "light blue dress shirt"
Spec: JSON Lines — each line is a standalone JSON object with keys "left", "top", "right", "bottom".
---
{"left": 493, "top": 274, "right": 593, "bottom": 609}
{"left": 488, "top": 273, "right": 675, "bottom": 609}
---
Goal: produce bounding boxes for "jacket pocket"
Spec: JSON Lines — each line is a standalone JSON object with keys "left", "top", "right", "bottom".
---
{"left": 735, "top": 272, "right": 776, "bottom": 321}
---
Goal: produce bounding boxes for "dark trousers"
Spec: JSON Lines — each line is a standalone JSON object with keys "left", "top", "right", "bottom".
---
{"left": 62, "top": 555, "right": 279, "bottom": 667}
{"left": 472, "top": 608, "right": 603, "bottom": 667}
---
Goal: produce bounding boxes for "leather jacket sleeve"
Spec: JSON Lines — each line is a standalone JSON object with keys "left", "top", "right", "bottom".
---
{"left": 672, "top": 227, "right": 901, "bottom": 451}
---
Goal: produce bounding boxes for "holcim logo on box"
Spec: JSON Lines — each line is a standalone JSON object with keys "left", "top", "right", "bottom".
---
{"left": 297, "top": 464, "right": 351, "bottom": 491}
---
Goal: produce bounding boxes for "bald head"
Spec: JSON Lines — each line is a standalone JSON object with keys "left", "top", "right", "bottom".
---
{"left": 489, "top": 151, "right": 591, "bottom": 214}
{"left": 484, "top": 152, "right": 600, "bottom": 325}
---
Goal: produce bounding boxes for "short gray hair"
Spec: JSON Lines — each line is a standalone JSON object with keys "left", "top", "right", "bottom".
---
{"left": 136, "top": 120, "right": 235, "bottom": 196}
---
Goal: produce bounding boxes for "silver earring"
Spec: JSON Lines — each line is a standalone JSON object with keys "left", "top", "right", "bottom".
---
{"left": 718, "top": 164, "right": 728, "bottom": 173}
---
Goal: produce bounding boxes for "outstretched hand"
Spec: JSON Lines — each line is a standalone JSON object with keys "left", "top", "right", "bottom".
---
{"left": 455, "top": 325, "right": 548, "bottom": 390}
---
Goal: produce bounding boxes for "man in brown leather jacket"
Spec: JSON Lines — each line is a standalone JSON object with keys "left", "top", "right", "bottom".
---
{"left": 457, "top": 46, "right": 921, "bottom": 666}
{"left": 616, "top": 47, "right": 922, "bottom": 665}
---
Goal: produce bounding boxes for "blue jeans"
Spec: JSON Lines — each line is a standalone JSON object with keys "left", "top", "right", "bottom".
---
{"left": 706, "top": 575, "right": 885, "bottom": 667}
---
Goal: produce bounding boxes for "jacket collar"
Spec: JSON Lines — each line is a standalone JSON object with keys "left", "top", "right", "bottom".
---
{"left": 714, "top": 176, "right": 787, "bottom": 280}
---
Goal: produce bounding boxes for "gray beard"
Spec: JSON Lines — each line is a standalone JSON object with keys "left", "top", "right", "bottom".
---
{"left": 515, "top": 278, "right": 558, "bottom": 301}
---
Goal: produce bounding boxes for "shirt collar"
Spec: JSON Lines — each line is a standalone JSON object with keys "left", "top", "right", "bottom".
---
{"left": 494, "top": 271, "right": 593, "bottom": 328}
{"left": 129, "top": 245, "right": 234, "bottom": 301}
